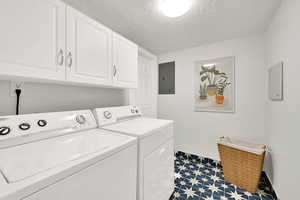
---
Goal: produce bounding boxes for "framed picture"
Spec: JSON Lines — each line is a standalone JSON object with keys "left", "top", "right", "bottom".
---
{"left": 194, "top": 56, "right": 235, "bottom": 113}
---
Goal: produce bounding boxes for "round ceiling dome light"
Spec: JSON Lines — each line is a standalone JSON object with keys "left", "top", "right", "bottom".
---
{"left": 159, "top": 0, "right": 192, "bottom": 18}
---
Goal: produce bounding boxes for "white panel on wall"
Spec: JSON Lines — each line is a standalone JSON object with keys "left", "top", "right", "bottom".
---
{"left": 268, "top": 62, "right": 283, "bottom": 101}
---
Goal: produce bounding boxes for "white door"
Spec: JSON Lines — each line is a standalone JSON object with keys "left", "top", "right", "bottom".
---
{"left": 112, "top": 33, "right": 138, "bottom": 88}
{"left": 129, "top": 49, "right": 158, "bottom": 118}
{"left": 0, "top": 0, "right": 66, "bottom": 81}
{"left": 66, "top": 6, "right": 112, "bottom": 85}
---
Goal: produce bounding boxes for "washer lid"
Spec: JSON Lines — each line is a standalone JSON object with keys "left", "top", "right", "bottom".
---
{"left": 0, "top": 129, "right": 135, "bottom": 183}
{"left": 102, "top": 117, "right": 173, "bottom": 138}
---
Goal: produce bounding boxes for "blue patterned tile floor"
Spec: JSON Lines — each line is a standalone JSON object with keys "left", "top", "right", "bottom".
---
{"left": 172, "top": 151, "right": 277, "bottom": 200}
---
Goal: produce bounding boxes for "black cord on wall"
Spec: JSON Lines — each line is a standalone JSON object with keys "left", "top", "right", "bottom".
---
{"left": 15, "top": 89, "right": 22, "bottom": 115}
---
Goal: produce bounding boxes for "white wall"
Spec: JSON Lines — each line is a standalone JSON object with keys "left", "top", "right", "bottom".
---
{"left": 0, "top": 80, "right": 127, "bottom": 116}
{"left": 265, "top": 0, "right": 300, "bottom": 198}
{"left": 158, "top": 35, "right": 267, "bottom": 160}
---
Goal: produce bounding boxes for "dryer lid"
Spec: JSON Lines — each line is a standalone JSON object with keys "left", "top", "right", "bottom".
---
{"left": 102, "top": 117, "right": 173, "bottom": 138}
{"left": 0, "top": 129, "right": 135, "bottom": 183}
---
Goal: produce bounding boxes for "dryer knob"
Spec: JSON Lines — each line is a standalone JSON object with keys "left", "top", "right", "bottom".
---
{"left": 0, "top": 127, "right": 11, "bottom": 135}
{"left": 19, "top": 123, "right": 30, "bottom": 131}
{"left": 103, "top": 111, "right": 112, "bottom": 119}
{"left": 37, "top": 120, "right": 47, "bottom": 127}
{"left": 76, "top": 115, "right": 86, "bottom": 124}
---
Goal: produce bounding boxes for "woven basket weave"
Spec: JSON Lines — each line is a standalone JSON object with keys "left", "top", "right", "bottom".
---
{"left": 218, "top": 143, "right": 266, "bottom": 193}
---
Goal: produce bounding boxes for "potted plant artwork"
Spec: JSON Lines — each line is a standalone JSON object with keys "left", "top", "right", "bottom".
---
{"left": 194, "top": 56, "right": 235, "bottom": 113}
{"left": 199, "top": 83, "right": 207, "bottom": 100}
{"left": 216, "top": 75, "right": 231, "bottom": 104}
{"left": 200, "top": 65, "right": 225, "bottom": 96}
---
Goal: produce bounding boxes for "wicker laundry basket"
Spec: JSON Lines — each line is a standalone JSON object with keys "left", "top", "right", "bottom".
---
{"left": 218, "top": 137, "right": 266, "bottom": 193}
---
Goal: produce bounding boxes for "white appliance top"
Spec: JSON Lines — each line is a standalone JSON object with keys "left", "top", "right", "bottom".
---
{"left": 102, "top": 117, "right": 173, "bottom": 138}
{"left": 0, "top": 129, "right": 135, "bottom": 183}
{"left": 94, "top": 106, "right": 173, "bottom": 138}
{"left": 0, "top": 110, "right": 136, "bottom": 185}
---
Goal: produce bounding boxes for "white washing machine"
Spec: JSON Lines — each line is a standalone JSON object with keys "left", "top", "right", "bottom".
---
{"left": 0, "top": 110, "right": 137, "bottom": 200}
{"left": 93, "top": 106, "right": 174, "bottom": 200}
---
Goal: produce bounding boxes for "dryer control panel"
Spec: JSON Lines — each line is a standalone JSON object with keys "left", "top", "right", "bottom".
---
{"left": 94, "top": 106, "right": 142, "bottom": 127}
{"left": 0, "top": 110, "right": 97, "bottom": 148}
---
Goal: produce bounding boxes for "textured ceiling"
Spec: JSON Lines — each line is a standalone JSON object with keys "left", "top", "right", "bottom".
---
{"left": 62, "top": 0, "right": 281, "bottom": 54}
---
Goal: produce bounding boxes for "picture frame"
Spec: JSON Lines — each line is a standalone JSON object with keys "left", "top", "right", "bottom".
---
{"left": 194, "top": 56, "right": 235, "bottom": 113}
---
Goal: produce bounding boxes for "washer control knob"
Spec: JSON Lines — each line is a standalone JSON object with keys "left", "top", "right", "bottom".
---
{"left": 76, "top": 115, "right": 86, "bottom": 124}
{"left": 103, "top": 111, "right": 112, "bottom": 119}
{"left": 37, "top": 120, "right": 47, "bottom": 127}
{"left": 0, "top": 127, "right": 11, "bottom": 135}
{"left": 19, "top": 123, "right": 30, "bottom": 131}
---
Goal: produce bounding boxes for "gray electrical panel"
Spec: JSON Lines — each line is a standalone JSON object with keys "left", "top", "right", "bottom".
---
{"left": 268, "top": 62, "right": 283, "bottom": 101}
{"left": 159, "top": 61, "right": 175, "bottom": 94}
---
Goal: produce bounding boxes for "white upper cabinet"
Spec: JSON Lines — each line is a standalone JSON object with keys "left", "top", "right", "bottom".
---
{"left": 66, "top": 7, "right": 112, "bottom": 85}
{"left": 0, "top": 0, "right": 66, "bottom": 81}
{"left": 113, "top": 33, "right": 138, "bottom": 88}
{"left": 0, "top": 0, "right": 138, "bottom": 89}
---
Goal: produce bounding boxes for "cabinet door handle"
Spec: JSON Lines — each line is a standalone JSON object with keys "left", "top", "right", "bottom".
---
{"left": 113, "top": 65, "right": 117, "bottom": 76}
{"left": 57, "top": 49, "right": 64, "bottom": 66}
{"left": 67, "top": 52, "right": 73, "bottom": 68}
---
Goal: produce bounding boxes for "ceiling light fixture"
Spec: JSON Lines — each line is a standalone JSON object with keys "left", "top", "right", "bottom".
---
{"left": 159, "top": 0, "right": 192, "bottom": 18}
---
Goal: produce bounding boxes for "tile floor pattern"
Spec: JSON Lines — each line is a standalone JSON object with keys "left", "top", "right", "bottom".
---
{"left": 172, "top": 151, "right": 276, "bottom": 200}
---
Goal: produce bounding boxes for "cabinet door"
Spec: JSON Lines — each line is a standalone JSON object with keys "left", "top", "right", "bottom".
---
{"left": 0, "top": 0, "right": 65, "bottom": 81}
{"left": 66, "top": 7, "right": 112, "bottom": 85}
{"left": 113, "top": 33, "right": 138, "bottom": 88}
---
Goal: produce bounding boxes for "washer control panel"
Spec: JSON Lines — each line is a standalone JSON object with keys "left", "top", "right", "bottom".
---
{"left": 94, "top": 106, "right": 141, "bottom": 126}
{"left": 0, "top": 110, "right": 97, "bottom": 146}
